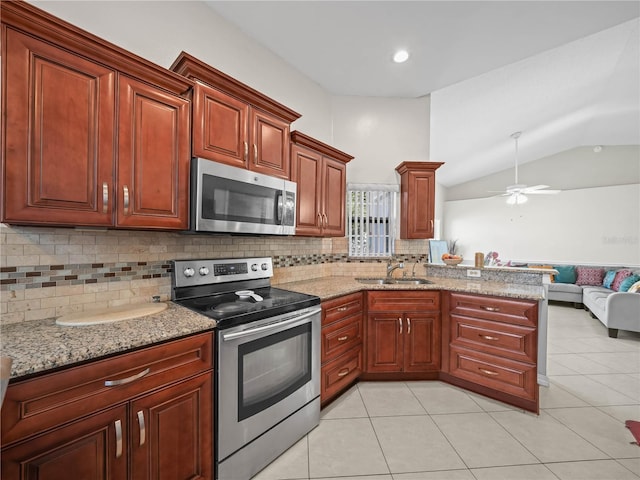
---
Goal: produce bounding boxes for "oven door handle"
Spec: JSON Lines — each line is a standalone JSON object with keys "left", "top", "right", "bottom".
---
{"left": 221, "top": 308, "right": 320, "bottom": 341}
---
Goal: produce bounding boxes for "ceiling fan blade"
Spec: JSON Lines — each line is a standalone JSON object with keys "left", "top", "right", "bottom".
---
{"left": 527, "top": 189, "right": 561, "bottom": 195}
{"left": 522, "top": 184, "right": 550, "bottom": 191}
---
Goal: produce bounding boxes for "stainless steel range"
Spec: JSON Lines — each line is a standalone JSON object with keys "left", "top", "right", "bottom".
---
{"left": 171, "top": 257, "right": 321, "bottom": 480}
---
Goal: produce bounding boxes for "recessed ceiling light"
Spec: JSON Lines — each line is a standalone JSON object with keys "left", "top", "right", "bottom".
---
{"left": 393, "top": 50, "right": 409, "bottom": 63}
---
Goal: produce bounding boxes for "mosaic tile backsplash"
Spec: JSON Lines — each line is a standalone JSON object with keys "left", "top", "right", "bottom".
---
{"left": 0, "top": 224, "right": 430, "bottom": 325}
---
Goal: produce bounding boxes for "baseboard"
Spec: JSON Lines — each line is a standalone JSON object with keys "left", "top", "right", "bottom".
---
{"left": 538, "top": 373, "right": 549, "bottom": 387}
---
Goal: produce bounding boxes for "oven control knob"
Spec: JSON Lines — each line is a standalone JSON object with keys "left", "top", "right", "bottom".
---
{"left": 251, "top": 263, "right": 258, "bottom": 271}
{"left": 199, "top": 267, "right": 210, "bottom": 276}
{"left": 261, "top": 263, "right": 268, "bottom": 271}
{"left": 183, "top": 267, "right": 195, "bottom": 277}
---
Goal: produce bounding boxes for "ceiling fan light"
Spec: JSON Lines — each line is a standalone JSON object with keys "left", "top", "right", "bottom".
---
{"left": 506, "top": 193, "right": 528, "bottom": 205}
{"left": 393, "top": 50, "right": 409, "bottom": 63}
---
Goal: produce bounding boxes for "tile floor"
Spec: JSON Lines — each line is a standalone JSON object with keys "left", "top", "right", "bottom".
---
{"left": 253, "top": 303, "right": 640, "bottom": 480}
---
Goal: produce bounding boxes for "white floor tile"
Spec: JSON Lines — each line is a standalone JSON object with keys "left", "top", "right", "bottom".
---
{"left": 549, "top": 353, "right": 618, "bottom": 374}
{"left": 321, "top": 385, "right": 368, "bottom": 419}
{"left": 308, "top": 418, "right": 389, "bottom": 478}
{"left": 545, "top": 406, "right": 640, "bottom": 459}
{"left": 358, "top": 382, "right": 426, "bottom": 417}
{"left": 539, "top": 381, "right": 589, "bottom": 409}
{"left": 548, "top": 375, "right": 638, "bottom": 406}
{"left": 586, "top": 373, "right": 640, "bottom": 401}
{"left": 392, "top": 470, "right": 476, "bottom": 480}
{"left": 586, "top": 352, "right": 640, "bottom": 374}
{"left": 490, "top": 410, "right": 608, "bottom": 463}
{"left": 597, "top": 404, "right": 640, "bottom": 423}
{"left": 408, "top": 383, "right": 484, "bottom": 414}
{"left": 432, "top": 412, "right": 539, "bottom": 468}
{"left": 371, "top": 415, "right": 466, "bottom": 473}
{"left": 545, "top": 459, "right": 640, "bottom": 479}
{"left": 465, "top": 392, "right": 518, "bottom": 412}
{"left": 470, "top": 464, "right": 559, "bottom": 480}
{"left": 617, "top": 458, "right": 640, "bottom": 477}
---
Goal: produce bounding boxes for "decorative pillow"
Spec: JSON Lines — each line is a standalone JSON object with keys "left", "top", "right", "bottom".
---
{"left": 529, "top": 265, "right": 555, "bottom": 282}
{"left": 628, "top": 281, "right": 640, "bottom": 293}
{"left": 611, "top": 269, "right": 633, "bottom": 292}
{"left": 575, "top": 267, "right": 605, "bottom": 286}
{"left": 619, "top": 275, "right": 640, "bottom": 292}
{"left": 602, "top": 270, "right": 617, "bottom": 288}
{"left": 553, "top": 265, "right": 576, "bottom": 284}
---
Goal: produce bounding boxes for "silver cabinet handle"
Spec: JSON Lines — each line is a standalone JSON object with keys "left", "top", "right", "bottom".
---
{"left": 102, "top": 182, "right": 109, "bottom": 213}
{"left": 407, "top": 317, "right": 411, "bottom": 335}
{"left": 337, "top": 368, "right": 350, "bottom": 378}
{"left": 253, "top": 144, "right": 258, "bottom": 163}
{"left": 481, "top": 306, "right": 500, "bottom": 312}
{"left": 123, "top": 185, "right": 130, "bottom": 215}
{"left": 115, "top": 419, "right": 123, "bottom": 458}
{"left": 398, "top": 317, "right": 403, "bottom": 334}
{"left": 480, "top": 334, "right": 499, "bottom": 341}
{"left": 244, "top": 141, "right": 248, "bottom": 161}
{"left": 337, "top": 306, "right": 348, "bottom": 312}
{"left": 317, "top": 212, "right": 322, "bottom": 227}
{"left": 105, "top": 367, "right": 150, "bottom": 387}
{"left": 337, "top": 335, "right": 349, "bottom": 342}
{"left": 479, "top": 368, "right": 499, "bottom": 376}
{"left": 322, "top": 213, "right": 328, "bottom": 227}
{"left": 137, "top": 410, "right": 146, "bottom": 447}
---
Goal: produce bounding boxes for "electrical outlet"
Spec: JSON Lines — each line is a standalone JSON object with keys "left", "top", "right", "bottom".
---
{"left": 467, "top": 269, "right": 481, "bottom": 278}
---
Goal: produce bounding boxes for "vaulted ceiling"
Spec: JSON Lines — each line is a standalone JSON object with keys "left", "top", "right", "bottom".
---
{"left": 206, "top": 1, "right": 640, "bottom": 187}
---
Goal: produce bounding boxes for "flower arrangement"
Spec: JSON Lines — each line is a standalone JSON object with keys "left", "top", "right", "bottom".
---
{"left": 484, "top": 251, "right": 501, "bottom": 266}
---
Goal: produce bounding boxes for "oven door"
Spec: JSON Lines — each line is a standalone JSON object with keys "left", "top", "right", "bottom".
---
{"left": 217, "top": 306, "right": 320, "bottom": 462}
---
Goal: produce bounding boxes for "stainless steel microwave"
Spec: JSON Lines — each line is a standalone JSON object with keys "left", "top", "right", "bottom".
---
{"left": 191, "top": 158, "right": 296, "bottom": 235}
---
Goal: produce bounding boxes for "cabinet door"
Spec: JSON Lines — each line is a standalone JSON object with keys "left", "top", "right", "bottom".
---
{"left": 250, "top": 108, "right": 290, "bottom": 179}
{"left": 404, "top": 313, "right": 441, "bottom": 372}
{"left": 405, "top": 170, "right": 436, "bottom": 238}
{"left": 192, "top": 82, "right": 249, "bottom": 168}
{"left": 117, "top": 75, "right": 190, "bottom": 229}
{"left": 130, "top": 372, "right": 213, "bottom": 480}
{"left": 1, "top": 405, "right": 127, "bottom": 480}
{"left": 366, "top": 313, "right": 404, "bottom": 372}
{"left": 291, "top": 144, "right": 322, "bottom": 235}
{"left": 2, "top": 28, "right": 115, "bottom": 226}
{"left": 321, "top": 157, "right": 347, "bottom": 236}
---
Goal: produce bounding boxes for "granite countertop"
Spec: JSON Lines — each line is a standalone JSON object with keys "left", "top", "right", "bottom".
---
{"left": 1, "top": 302, "right": 215, "bottom": 379}
{"left": 276, "top": 276, "right": 546, "bottom": 302}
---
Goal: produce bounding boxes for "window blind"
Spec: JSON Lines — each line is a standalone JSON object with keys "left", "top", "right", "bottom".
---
{"left": 347, "top": 185, "right": 397, "bottom": 257}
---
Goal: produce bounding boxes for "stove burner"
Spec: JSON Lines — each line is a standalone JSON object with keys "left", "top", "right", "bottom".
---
{"left": 209, "top": 302, "right": 251, "bottom": 315}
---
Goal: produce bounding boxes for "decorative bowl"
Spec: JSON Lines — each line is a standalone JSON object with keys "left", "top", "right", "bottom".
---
{"left": 442, "top": 258, "right": 463, "bottom": 266}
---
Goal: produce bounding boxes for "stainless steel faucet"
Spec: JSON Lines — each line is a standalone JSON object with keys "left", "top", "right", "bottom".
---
{"left": 412, "top": 260, "right": 420, "bottom": 277}
{"left": 386, "top": 259, "right": 404, "bottom": 278}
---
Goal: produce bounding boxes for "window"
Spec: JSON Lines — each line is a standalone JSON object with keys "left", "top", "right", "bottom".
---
{"left": 347, "top": 184, "right": 398, "bottom": 257}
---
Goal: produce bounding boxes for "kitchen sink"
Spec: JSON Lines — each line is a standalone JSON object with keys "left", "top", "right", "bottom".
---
{"left": 355, "top": 277, "right": 433, "bottom": 285}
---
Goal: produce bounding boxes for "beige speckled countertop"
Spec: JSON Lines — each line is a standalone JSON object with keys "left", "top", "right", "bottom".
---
{"left": 276, "top": 276, "right": 546, "bottom": 302}
{"left": 2, "top": 276, "right": 544, "bottom": 381}
{"left": 1, "top": 302, "right": 215, "bottom": 379}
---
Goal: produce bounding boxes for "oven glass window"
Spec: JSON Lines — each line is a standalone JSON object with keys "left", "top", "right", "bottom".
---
{"left": 238, "top": 323, "right": 311, "bottom": 421}
{"left": 202, "top": 175, "right": 279, "bottom": 225}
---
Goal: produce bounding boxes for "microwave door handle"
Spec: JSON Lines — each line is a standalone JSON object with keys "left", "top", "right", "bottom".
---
{"left": 276, "top": 190, "right": 284, "bottom": 224}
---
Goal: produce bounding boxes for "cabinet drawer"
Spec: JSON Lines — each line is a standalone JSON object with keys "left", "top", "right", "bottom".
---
{"left": 449, "top": 293, "right": 537, "bottom": 327}
{"left": 322, "top": 313, "right": 363, "bottom": 363}
{"left": 1, "top": 333, "right": 213, "bottom": 446}
{"left": 322, "top": 292, "right": 363, "bottom": 326}
{"left": 321, "top": 346, "right": 362, "bottom": 404}
{"left": 450, "top": 314, "right": 536, "bottom": 363}
{"left": 368, "top": 290, "right": 440, "bottom": 312}
{"left": 449, "top": 345, "right": 537, "bottom": 402}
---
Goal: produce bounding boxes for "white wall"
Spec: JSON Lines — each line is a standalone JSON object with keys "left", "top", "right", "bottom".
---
{"left": 31, "top": 0, "right": 334, "bottom": 143}
{"left": 331, "top": 96, "right": 431, "bottom": 185}
{"left": 443, "top": 184, "right": 640, "bottom": 266}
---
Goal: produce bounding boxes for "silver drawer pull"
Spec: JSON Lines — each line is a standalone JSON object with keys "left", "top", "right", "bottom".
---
{"left": 123, "top": 185, "right": 130, "bottom": 215}
{"left": 480, "top": 334, "right": 499, "bottom": 341}
{"left": 337, "top": 368, "right": 350, "bottom": 378}
{"left": 115, "top": 419, "right": 123, "bottom": 458}
{"left": 105, "top": 367, "right": 150, "bottom": 387}
{"left": 337, "top": 335, "right": 349, "bottom": 342}
{"left": 337, "top": 307, "right": 348, "bottom": 312}
{"left": 102, "top": 182, "right": 109, "bottom": 213}
{"left": 479, "top": 368, "right": 499, "bottom": 376}
{"left": 481, "top": 306, "right": 500, "bottom": 312}
{"left": 407, "top": 317, "right": 411, "bottom": 334}
{"left": 398, "top": 317, "right": 403, "bottom": 334}
{"left": 244, "top": 141, "right": 248, "bottom": 161}
{"left": 253, "top": 144, "right": 258, "bottom": 163}
{"left": 137, "top": 410, "right": 146, "bottom": 446}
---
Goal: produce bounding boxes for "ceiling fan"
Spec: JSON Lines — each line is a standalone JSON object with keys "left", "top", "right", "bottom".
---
{"left": 494, "top": 131, "right": 561, "bottom": 205}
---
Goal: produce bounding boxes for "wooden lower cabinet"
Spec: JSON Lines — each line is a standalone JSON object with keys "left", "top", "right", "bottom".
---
{"left": 366, "top": 291, "right": 441, "bottom": 375}
{"left": 320, "top": 293, "right": 363, "bottom": 405}
{"left": 1, "top": 333, "right": 214, "bottom": 480}
{"left": 443, "top": 292, "right": 539, "bottom": 413}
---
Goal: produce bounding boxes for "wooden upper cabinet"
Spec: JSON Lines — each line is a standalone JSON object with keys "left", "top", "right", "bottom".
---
{"left": 117, "top": 75, "right": 190, "bottom": 229}
{"left": 2, "top": 28, "right": 116, "bottom": 226}
{"left": 290, "top": 131, "right": 353, "bottom": 237}
{"left": 1, "top": 2, "right": 193, "bottom": 229}
{"left": 171, "top": 52, "right": 300, "bottom": 179}
{"left": 395, "top": 162, "right": 444, "bottom": 239}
